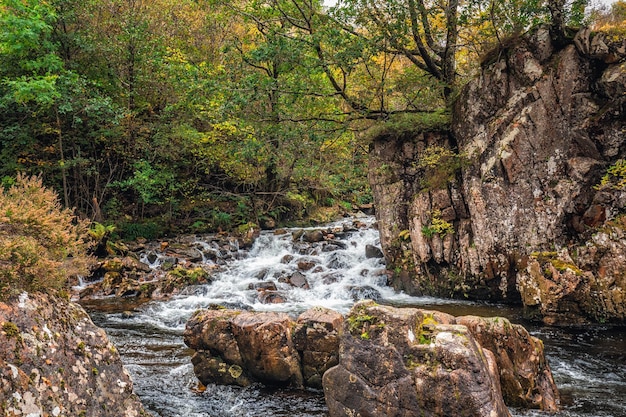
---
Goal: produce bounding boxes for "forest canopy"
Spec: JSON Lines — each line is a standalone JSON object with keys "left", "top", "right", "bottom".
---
{"left": 1, "top": 0, "right": 622, "bottom": 237}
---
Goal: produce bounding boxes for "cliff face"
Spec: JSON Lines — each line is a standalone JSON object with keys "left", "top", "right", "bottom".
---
{"left": 370, "top": 26, "right": 626, "bottom": 325}
{"left": 0, "top": 293, "right": 148, "bottom": 417}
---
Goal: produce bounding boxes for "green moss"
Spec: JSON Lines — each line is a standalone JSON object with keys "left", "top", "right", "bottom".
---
{"left": 169, "top": 266, "right": 208, "bottom": 284}
{"left": 368, "top": 111, "right": 451, "bottom": 140}
{"left": 228, "top": 365, "right": 243, "bottom": 379}
{"left": 415, "top": 314, "right": 439, "bottom": 345}
{"left": 549, "top": 259, "right": 583, "bottom": 276}
{"left": 347, "top": 314, "right": 376, "bottom": 333}
{"left": 2, "top": 321, "right": 19, "bottom": 338}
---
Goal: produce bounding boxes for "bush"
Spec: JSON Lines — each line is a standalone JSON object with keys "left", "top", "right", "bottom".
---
{"left": 0, "top": 174, "right": 93, "bottom": 299}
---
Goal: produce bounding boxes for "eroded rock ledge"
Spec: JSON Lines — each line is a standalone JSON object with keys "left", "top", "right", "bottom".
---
{"left": 0, "top": 293, "right": 148, "bottom": 417}
{"left": 184, "top": 302, "right": 559, "bottom": 416}
{"left": 369, "top": 26, "right": 626, "bottom": 325}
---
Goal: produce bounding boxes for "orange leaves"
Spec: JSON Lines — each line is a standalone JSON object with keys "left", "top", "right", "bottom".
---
{"left": 0, "top": 174, "right": 94, "bottom": 299}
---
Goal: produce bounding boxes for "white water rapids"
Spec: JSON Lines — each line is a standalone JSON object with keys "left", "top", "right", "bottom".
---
{"left": 85, "top": 217, "right": 626, "bottom": 417}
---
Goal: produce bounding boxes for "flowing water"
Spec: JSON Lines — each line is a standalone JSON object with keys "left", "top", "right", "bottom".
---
{"left": 85, "top": 218, "right": 626, "bottom": 417}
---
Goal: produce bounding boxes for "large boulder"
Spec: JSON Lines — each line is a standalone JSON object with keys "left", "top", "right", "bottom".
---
{"left": 323, "top": 302, "right": 511, "bottom": 417}
{"left": 185, "top": 307, "right": 343, "bottom": 389}
{"left": 456, "top": 315, "right": 559, "bottom": 411}
{"left": 369, "top": 26, "right": 626, "bottom": 325}
{"left": 293, "top": 307, "right": 344, "bottom": 388}
{"left": 184, "top": 308, "right": 305, "bottom": 388}
{"left": 0, "top": 293, "right": 148, "bottom": 417}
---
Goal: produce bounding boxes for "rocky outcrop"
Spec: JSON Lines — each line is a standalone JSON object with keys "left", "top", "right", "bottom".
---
{"left": 323, "top": 302, "right": 558, "bottom": 416}
{"left": 370, "top": 26, "right": 626, "bottom": 325}
{"left": 0, "top": 293, "right": 148, "bottom": 417}
{"left": 184, "top": 306, "right": 343, "bottom": 389}
{"left": 184, "top": 302, "right": 558, "bottom": 414}
{"left": 456, "top": 315, "right": 559, "bottom": 411}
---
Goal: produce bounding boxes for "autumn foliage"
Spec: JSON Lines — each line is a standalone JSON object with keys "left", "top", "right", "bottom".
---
{"left": 0, "top": 174, "right": 93, "bottom": 299}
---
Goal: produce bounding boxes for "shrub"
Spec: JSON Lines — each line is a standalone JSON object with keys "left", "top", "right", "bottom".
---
{"left": 415, "top": 145, "right": 468, "bottom": 191}
{"left": 596, "top": 159, "right": 626, "bottom": 190}
{"left": 421, "top": 209, "right": 455, "bottom": 238}
{"left": 0, "top": 174, "right": 93, "bottom": 299}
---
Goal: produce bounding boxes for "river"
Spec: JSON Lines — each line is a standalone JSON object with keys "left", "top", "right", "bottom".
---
{"left": 84, "top": 218, "right": 626, "bottom": 417}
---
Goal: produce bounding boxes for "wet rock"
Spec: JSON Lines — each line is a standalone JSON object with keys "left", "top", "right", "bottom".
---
{"left": 291, "top": 229, "right": 305, "bottom": 241}
{"left": 202, "top": 248, "right": 219, "bottom": 262}
{"left": 0, "top": 293, "right": 147, "bottom": 417}
{"left": 185, "top": 307, "right": 345, "bottom": 389}
{"left": 231, "top": 312, "right": 303, "bottom": 387}
{"left": 365, "top": 244, "right": 384, "bottom": 259}
{"left": 185, "top": 309, "right": 244, "bottom": 365}
{"left": 185, "top": 303, "right": 558, "bottom": 415}
{"left": 456, "top": 315, "right": 560, "bottom": 411}
{"left": 160, "top": 256, "right": 178, "bottom": 271}
{"left": 166, "top": 246, "right": 203, "bottom": 263}
{"left": 257, "top": 290, "right": 286, "bottom": 304}
{"left": 323, "top": 302, "right": 511, "bottom": 417}
{"left": 297, "top": 259, "right": 317, "bottom": 271}
{"left": 121, "top": 256, "right": 152, "bottom": 273}
{"left": 303, "top": 230, "right": 325, "bottom": 243}
{"left": 121, "top": 310, "right": 134, "bottom": 319}
{"left": 146, "top": 251, "right": 158, "bottom": 264}
{"left": 287, "top": 271, "right": 310, "bottom": 289}
{"left": 322, "top": 240, "right": 348, "bottom": 252}
{"left": 321, "top": 273, "right": 341, "bottom": 284}
{"left": 281, "top": 254, "right": 294, "bottom": 264}
{"left": 248, "top": 281, "right": 278, "bottom": 291}
{"left": 327, "top": 253, "right": 349, "bottom": 269}
{"left": 293, "top": 307, "right": 344, "bottom": 388}
{"left": 346, "top": 285, "right": 382, "bottom": 301}
{"left": 358, "top": 203, "right": 375, "bottom": 215}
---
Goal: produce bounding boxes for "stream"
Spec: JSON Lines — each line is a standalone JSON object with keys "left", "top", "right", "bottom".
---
{"left": 84, "top": 218, "right": 626, "bottom": 417}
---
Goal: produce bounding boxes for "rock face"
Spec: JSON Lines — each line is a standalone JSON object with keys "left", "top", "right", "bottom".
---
{"left": 323, "top": 302, "right": 559, "bottom": 417}
{"left": 184, "top": 306, "right": 343, "bottom": 389}
{"left": 0, "top": 293, "right": 148, "bottom": 417}
{"left": 369, "top": 26, "right": 626, "bottom": 325}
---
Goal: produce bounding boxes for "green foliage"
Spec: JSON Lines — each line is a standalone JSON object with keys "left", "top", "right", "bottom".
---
{"left": 0, "top": 174, "right": 93, "bottom": 299}
{"left": 89, "top": 222, "right": 116, "bottom": 242}
{"left": 596, "top": 159, "right": 626, "bottom": 190}
{"left": 113, "top": 160, "right": 176, "bottom": 206}
{"left": 421, "top": 210, "right": 455, "bottom": 239}
{"left": 0, "top": 0, "right": 561, "bottom": 234}
{"left": 415, "top": 145, "right": 469, "bottom": 191}
{"left": 117, "top": 221, "right": 162, "bottom": 241}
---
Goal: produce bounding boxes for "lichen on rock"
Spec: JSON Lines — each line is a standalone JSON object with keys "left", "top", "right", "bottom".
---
{"left": 0, "top": 293, "right": 148, "bottom": 417}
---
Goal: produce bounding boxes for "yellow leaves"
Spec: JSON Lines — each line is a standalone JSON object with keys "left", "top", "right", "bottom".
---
{"left": 164, "top": 47, "right": 189, "bottom": 65}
